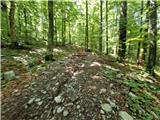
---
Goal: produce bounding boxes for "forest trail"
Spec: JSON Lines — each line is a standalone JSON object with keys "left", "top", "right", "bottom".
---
{"left": 1, "top": 47, "right": 160, "bottom": 120}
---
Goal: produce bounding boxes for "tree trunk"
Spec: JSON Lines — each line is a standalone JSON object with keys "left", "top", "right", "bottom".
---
{"left": 45, "top": 0, "right": 54, "bottom": 61}
{"left": 55, "top": 18, "right": 58, "bottom": 46}
{"left": 24, "top": 7, "right": 29, "bottom": 44}
{"left": 117, "top": 1, "right": 127, "bottom": 63}
{"left": 99, "top": 0, "right": 103, "bottom": 53}
{"left": 136, "top": 0, "right": 143, "bottom": 64}
{"left": 18, "top": 7, "right": 21, "bottom": 40}
{"left": 141, "top": 1, "right": 149, "bottom": 64}
{"left": 69, "top": 21, "right": 71, "bottom": 44}
{"left": 1, "top": 1, "right": 9, "bottom": 37}
{"left": 146, "top": 0, "right": 157, "bottom": 75}
{"left": 85, "top": 0, "right": 89, "bottom": 51}
{"left": 9, "top": 1, "right": 18, "bottom": 48}
{"left": 62, "top": 4, "right": 66, "bottom": 46}
{"left": 106, "top": 0, "right": 108, "bottom": 55}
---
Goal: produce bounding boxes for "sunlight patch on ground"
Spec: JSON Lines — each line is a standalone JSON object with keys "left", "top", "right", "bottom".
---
{"left": 53, "top": 48, "right": 63, "bottom": 53}
{"left": 87, "top": 85, "right": 97, "bottom": 92}
{"left": 90, "top": 62, "right": 101, "bottom": 67}
{"left": 13, "top": 56, "right": 28, "bottom": 65}
{"left": 104, "top": 65, "right": 120, "bottom": 72}
{"left": 90, "top": 75, "right": 102, "bottom": 80}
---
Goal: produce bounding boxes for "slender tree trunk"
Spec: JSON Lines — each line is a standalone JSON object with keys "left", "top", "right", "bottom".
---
{"left": 85, "top": 0, "right": 89, "bottom": 51}
{"left": 137, "top": 0, "right": 143, "bottom": 64}
{"left": 99, "top": 0, "right": 103, "bottom": 53}
{"left": 24, "top": 7, "right": 29, "bottom": 44}
{"left": 62, "top": 4, "right": 66, "bottom": 46}
{"left": 141, "top": 1, "right": 149, "bottom": 63}
{"left": 117, "top": 0, "right": 127, "bottom": 63}
{"left": 18, "top": 7, "right": 21, "bottom": 40}
{"left": 69, "top": 21, "right": 71, "bottom": 44}
{"left": 106, "top": 0, "right": 108, "bottom": 55}
{"left": 9, "top": 1, "right": 18, "bottom": 48}
{"left": 1, "top": 1, "right": 9, "bottom": 37}
{"left": 55, "top": 18, "right": 58, "bottom": 46}
{"left": 45, "top": 0, "right": 54, "bottom": 61}
{"left": 146, "top": 0, "right": 157, "bottom": 75}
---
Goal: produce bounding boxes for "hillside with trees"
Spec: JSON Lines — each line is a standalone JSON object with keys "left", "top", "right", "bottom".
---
{"left": 1, "top": 0, "right": 160, "bottom": 120}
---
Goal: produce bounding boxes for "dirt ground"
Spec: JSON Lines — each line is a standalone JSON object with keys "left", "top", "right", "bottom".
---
{"left": 1, "top": 47, "right": 160, "bottom": 120}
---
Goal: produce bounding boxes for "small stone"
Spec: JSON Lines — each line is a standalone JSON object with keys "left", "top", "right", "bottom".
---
{"left": 35, "top": 98, "right": 41, "bottom": 102}
{"left": 28, "top": 98, "right": 35, "bottom": 104}
{"left": 37, "top": 101, "right": 43, "bottom": 106}
{"left": 57, "top": 106, "right": 64, "bottom": 113}
{"left": 100, "top": 89, "right": 106, "bottom": 94}
{"left": 77, "top": 105, "right": 80, "bottom": 109}
{"left": 101, "top": 103, "right": 112, "bottom": 113}
{"left": 4, "top": 71, "right": 15, "bottom": 80}
{"left": 65, "top": 103, "right": 74, "bottom": 106}
{"left": 63, "top": 110, "right": 69, "bottom": 117}
{"left": 107, "top": 98, "right": 116, "bottom": 108}
{"left": 24, "top": 105, "right": 28, "bottom": 109}
{"left": 110, "top": 91, "right": 114, "bottom": 95}
{"left": 102, "top": 115, "right": 106, "bottom": 120}
{"left": 119, "top": 111, "right": 133, "bottom": 120}
{"left": 52, "top": 76, "right": 57, "bottom": 80}
{"left": 100, "top": 110, "right": 105, "bottom": 114}
{"left": 150, "top": 111, "right": 159, "bottom": 119}
{"left": 41, "top": 90, "right": 47, "bottom": 94}
{"left": 129, "top": 92, "right": 137, "bottom": 98}
{"left": 14, "top": 92, "right": 21, "bottom": 96}
{"left": 54, "top": 95, "right": 64, "bottom": 103}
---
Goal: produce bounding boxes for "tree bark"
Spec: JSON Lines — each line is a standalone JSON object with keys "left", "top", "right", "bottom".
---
{"left": 146, "top": 0, "right": 157, "bottom": 75}
{"left": 117, "top": 1, "right": 127, "bottom": 63}
{"left": 45, "top": 0, "right": 54, "bottom": 61}
{"left": 24, "top": 7, "right": 29, "bottom": 44}
{"left": 85, "top": 0, "right": 89, "bottom": 51}
{"left": 1, "top": 1, "right": 9, "bottom": 37}
{"left": 137, "top": 0, "right": 143, "bottom": 64}
{"left": 106, "top": 0, "right": 108, "bottom": 55}
{"left": 9, "top": 1, "right": 18, "bottom": 48}
{"left": 69, "top": 21, "right": 71, "bottom": 44}
{"left": 99, "top": 0, "right": 103, "bottom": 53}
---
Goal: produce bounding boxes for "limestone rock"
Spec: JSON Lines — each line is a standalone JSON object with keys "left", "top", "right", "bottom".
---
{"left": 100, "top": 88, "right": 107, "bottom": 94}
{"left": 63, "top": 110, "right": 69, "bottom": 117}
{"left": 119, "top": 111, "right": 133, "bottom": 120}
{"left": 57, "top": 106, "right": 64, "bottom": 113}
{"left": 54, "top": 95, "right": 64, "bottom": 104}
{"left": 101, "top": 104, "right": 112, "bottom": 113}
{"left": 4, "top": 71, "right": 15, "bottom": 80}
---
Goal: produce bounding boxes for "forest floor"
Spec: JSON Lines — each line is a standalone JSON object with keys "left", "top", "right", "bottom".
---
{"left": 1, "top": 46, "right": 160, "bottom": 120}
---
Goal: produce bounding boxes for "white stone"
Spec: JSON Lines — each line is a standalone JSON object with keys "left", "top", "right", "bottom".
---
{"left": 28, "top": 98, "right": 35, "bottom": 104}
{"left": 100, "top": 110, "right": 105, "bottom": 114}
{"left": 77, "top": 105, "right": 80, "bottom": 109}
{"left": 37, "top": 101, "right": 43, "bottom": 106}
{"left": 35, "top": 98, "right": 41, "bottom": 102}
{"left": 101, "top": 104, "right": 112, "bottom": 113}
{"left": 119, "top": 111, "right": 133, "bottom": 120}
{"left": 4, "top": 71, "right": 15, "bottom": 80}
{"left": 57, "top": 106, "right": 64, "bottom": 113}
{"left": 100, "top": 89, "right": 107, "bottom": 94}
{"left": 54, "top": 95, "right": 63, "bottom": 103}
{"left": 63, "top": 110, "right": 69, "bottom": 117}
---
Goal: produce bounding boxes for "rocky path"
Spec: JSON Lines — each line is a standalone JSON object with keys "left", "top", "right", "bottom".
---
{"left": 1, "top": 51, "right": 140, "bottom": 120}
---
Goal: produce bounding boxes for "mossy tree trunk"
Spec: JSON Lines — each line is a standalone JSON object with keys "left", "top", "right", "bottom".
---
{"left": 9, "top": 1, "right": 18, "bottom": 48}
{"left": 117, "top": 1, "right": 127, "bottom": 63}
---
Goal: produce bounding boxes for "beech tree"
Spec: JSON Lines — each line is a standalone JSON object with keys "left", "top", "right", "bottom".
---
{"left": 9, "top": 1, "right": 18, "bottom": 48}
{"left": 45, "top": 0, "right": 54, "bottom": 61}
{"left": 117, "top": 0, "right": 127, "bottom": 62}
{"left": 146, "top": 0, "right": 157, "bottom": 75}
